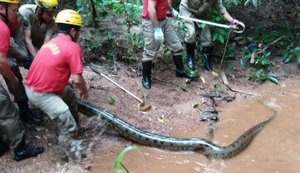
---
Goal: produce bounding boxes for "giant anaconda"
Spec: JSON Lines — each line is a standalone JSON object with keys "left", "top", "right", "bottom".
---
{"left": 78, "top": 100, "right": 276, "bottom": 159}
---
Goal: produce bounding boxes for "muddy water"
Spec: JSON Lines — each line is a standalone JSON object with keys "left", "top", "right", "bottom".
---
{"left": 90, "top": 79, "right": 300, "bottom": 173}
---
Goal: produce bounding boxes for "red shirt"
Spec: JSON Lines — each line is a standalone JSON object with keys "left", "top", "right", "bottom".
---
{"left": 0, "top": 20, "right": 10, "bottom": 53}
{"left": 25, "top": 34, "right": 83, "bottom": 93}
{"left": 141, "top": 0, "right": 168, "bottom": 20}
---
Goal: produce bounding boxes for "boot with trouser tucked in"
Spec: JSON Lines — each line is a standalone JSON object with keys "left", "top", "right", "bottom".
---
{"left": 17, "top": 100, "right": 42, "bottom": 124}
{"left": 173, "top": 55, "right": 195, "bottom": 79}
{"left": 142, "top": 61, "right": 152, "bottom": 89}
{"left": 186, "top": 42, "right": 196, "bottom": 70}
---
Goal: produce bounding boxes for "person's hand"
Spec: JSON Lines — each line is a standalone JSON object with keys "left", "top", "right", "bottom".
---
{"left": 171, "top": 8, "right": 179, "bottom": 18}
{"left": 230, "top": 19, "right": 245, "bottom": 33}
{"left": 153, "top": 26, "right": 164, "bottom": 44}
{"left": 231, "top": 19, "right": 245, "bottom": 28}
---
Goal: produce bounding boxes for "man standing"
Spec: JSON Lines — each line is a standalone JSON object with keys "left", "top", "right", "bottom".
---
{"left": 179, "top": 0, "right": 245, "bottom": 71}
{"left": 141, "top": 0, "right": 195, "bottom": 89}
{"left": 24, "top": 9, "right": 89, "bottom": 161}
{"left": 0, "top": 0, "right": 44, "bottom": 161}
{"left": 3, "top": 0, "right": 58, "bottom": 124}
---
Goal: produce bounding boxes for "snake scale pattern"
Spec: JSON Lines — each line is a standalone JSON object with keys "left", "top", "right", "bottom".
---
{"left": 78, "top": 100, "right": 276, "bottom": 159}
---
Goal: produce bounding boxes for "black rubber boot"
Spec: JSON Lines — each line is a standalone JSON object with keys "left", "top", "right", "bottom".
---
{"left": 142, "top": 61, "right": 152, "bottom": 89}
{"left": 173, "top": 55, "right": 194, "bottom": 79}
{"left": 17, "top": 101, "right": 42, "bottom": 124}
{"left": 14, "top": 140, "right": 44, "bottom": 161}
{"left": 186, "top": 42, "right": 196, "bottom": 70}
{"left": 202, "top": 46, "right": 214, "bottom": 71}
{"left": 0, "top": 138, "right": 9, "bottom": 156}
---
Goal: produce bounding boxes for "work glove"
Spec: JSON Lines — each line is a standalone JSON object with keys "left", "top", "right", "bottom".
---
{"left": 171, "top": 8, "right": 179, "bottom": 18}
{"left": 153, "top": 26, "right": 164, "bottom": 44}
{"left": 24, "top": 56, "right": 33, "bottom": 69}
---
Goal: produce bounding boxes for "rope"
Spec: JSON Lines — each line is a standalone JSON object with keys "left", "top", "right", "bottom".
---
{"left": 219, "top": 30, "right": 259, "bottom": 96}
{"left": 220, "top": 30, "right": 233, "bottom": 70}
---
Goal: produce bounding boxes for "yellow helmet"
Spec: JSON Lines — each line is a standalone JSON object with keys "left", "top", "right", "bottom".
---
{"left": 35, "top": 0, "right": 58, "bottom": 10}
{"left": 0, "top": 0, "right": 19, "bottom": 4}
{"left": 55, "top": 9, "right": 82, "bottom": 27}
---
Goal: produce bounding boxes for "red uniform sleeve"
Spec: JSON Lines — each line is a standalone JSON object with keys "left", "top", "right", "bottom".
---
{"left": 68, "top": 43, "right": 83, "bottom": 74}
{"left": 0, "top": 21, "right": 10, "bottom": 53}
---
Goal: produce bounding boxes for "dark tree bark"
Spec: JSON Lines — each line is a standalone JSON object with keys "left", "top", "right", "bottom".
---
{"left": 90, "top": 0, "right": 98, "bottom": 27}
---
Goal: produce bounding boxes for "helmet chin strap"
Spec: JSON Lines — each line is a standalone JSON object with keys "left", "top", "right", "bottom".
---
{"left": 69, "top": 33, "right": 75, "bottom": 41}
{"left": 0, "top": 4, "right": 9, "bottom": 24}
{"left": 69, "top": 30, "right": 78, "bottom": 42}
{"left": 37, "top": 8, "right": 45, "bottom": 23}
{"left": 0, "top": 13, "right": 8, "bottom": 24}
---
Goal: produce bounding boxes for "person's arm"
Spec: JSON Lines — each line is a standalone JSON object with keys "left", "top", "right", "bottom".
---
{"left": 222, "top": 9, "right": 245, "bottom": 31}
{"left": 212, "top": 0, "right": 231, "bottom": 22}
{"left": 168, "top": 0, "right": 172, "bottom": 9}
{"left": 168, "top": 0, "right": 179, "bottom": 17}
{"left": 70, "top": 73, "right": 89, "bottom": 99}
{"left": 148, "top": 0, "right": 159, "bottom": 27}
{"left": 214, "top": 0, "right": 241, "bottom": 24}
{"left": 19, "top": 5, "right": 37, "bottom": 57}
{"left": 0, "top": 52, "right": 19, "bottom": 88}
{"left": 23, "top": 29, "right": 37, "bottom": 57}
{"left": 222, "top": 10, "right": 235, "bottom": 24}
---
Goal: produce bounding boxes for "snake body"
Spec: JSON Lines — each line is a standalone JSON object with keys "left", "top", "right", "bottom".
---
{"left": 78, "top": 100, "right": 275, "bottom": 159}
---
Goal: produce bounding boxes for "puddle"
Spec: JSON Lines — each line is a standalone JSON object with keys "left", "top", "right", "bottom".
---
{"left": 90, "top": 78, "right": 300, "bottom": 173}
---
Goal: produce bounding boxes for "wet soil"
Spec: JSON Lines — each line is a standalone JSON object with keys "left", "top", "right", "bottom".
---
{"left": 1, "top": 1, "right": 299, "bottom": 171}
{"left": 0, "top": 56, "right": 299, "bottom": 172}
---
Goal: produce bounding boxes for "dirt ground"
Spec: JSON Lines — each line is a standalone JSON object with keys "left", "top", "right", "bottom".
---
{"left": 0, "top": 2, "right": 299, "bottom": 171}
{"left": 0, "top": 53, "right": 299, "bottom": 172}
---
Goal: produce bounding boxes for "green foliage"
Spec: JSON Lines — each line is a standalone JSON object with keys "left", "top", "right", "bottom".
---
{"left": 295, "top": 47, "right": 300, "bottom": 64}
{"left": 174, "top": 20, "right": 188, "bottom": 42}
{"left": 223, "top": 0, "right": 262, "bottom": 7}
{"left": 212, "top": 28, "right": 228, "bottom": 44}
{"left": 76, "top": 0, "right": 142, "bottom": 26}
{"left": 241, "top": 46, "right": 279, "bottom": 84}
{"left": 250, "top": 26, "right": 297, "bottom": 65}
{"left": 283, "top": 44, "right": 300, "bottom": 64}
{"left": 121, "top": 33, "right": 144, "bottom": 63}
{"left": 123, "top": 0, "right": 143, "bottom": 25}
{"left": 205, "top": 10, "right": 228, "bottom": 44}
{"left": 77, "top": 0, "right": 143, "bottom": 63}
{"left": 112, "top": 145, "right": 141, "bottom": 173}
{"left": 244, "top": 0, "right": 262, "bottom": 6}
{"left": 248, "top": 69, "right": 279, "bottom": 84}
{"left": 76, "top": 0, "right": 108, "bottom": 26}
{"left": 77, "top": 0, "right": 297, "bottom": 79}
{"left": 223, "top": 0, "right": 243, "bottom": 8}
